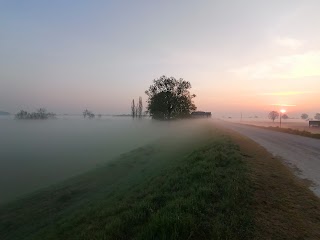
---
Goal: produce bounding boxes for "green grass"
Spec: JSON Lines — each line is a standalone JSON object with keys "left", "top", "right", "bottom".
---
{"left": 0, "top": 127, "right": 253, "bottom": 240}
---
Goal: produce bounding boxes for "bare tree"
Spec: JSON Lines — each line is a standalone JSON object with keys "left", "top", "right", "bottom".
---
{"left": 83, "top": 109, "right": 89, "bottom": 118}
{"left": 268, "top": 111, "right": 279, "bottom": 122}
{"left": 83, "top": 109, "right": 95, "bottom": 119}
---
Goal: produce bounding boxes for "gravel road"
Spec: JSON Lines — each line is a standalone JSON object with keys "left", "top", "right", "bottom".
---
{"left": 223, "top": 122, "right": 320, "bottom": 197}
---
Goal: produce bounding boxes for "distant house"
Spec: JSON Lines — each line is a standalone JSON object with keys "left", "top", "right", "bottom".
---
{"left": 309, "top": 120, "right": 320, "bottom": 127}
{"left": 191, "top": 111, "right": 212, "bottom": 118}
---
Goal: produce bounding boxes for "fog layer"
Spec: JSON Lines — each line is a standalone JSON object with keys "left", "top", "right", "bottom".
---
{"left": 0, "top": 116, "right": 206, "bottom": 203}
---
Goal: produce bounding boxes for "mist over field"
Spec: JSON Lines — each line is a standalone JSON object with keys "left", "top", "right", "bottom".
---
{"left": 1, "top": 1, "right": 320, "bottom": 239}
{"left": 0, "top": 116, "right": 209, "bottom": 203}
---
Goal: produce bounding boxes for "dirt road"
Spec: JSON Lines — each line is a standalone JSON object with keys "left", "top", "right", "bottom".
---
{"left": 222, "top": 122, "right": 320, "bottom": 197}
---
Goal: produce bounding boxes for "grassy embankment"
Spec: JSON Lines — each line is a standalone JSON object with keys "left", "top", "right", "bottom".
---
{"left": 1, "top": 123, "right": 320, "bottom": 239}
{"left": 225, "top": 128, "right": 320, "bottom": 239}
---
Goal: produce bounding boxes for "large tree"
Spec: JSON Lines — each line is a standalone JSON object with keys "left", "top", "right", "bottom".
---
{"left": 145, "top": 76, "right": 196, "bottom": 120}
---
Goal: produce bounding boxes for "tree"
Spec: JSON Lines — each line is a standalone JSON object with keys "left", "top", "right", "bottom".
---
{"left": 15, "top": 109, "right": 56, "bottom": 120}
{"left": 83, "top": 109, "right": 89, "bottom": 118}
{"left": 282, "top": 114, "right": 289, "bottom": 120}
{"left": 145, "top": 75, "right": 196, "bottom": 120}
{"left": 138, "top": 96, "right": 143, "bottom": 118}
{"left": 301, "top": 113, "right": 308, "bottom": 120}
{"left": 131, "top": 99, "right": 136, "bottom": 118}
{"left": 268, "top": 111, "right": 279, "bottom": 122}
{"left": 87, "top": 112, "right": 95, "bottom": 118}
{"left": 15, "top": 110, "right": 28, "bottom": 119}
{"left": 83, "top": 109, "right": 95, "bottom": 119}
{"left": 315, "top": 113, "right": 320, "bottom": 120}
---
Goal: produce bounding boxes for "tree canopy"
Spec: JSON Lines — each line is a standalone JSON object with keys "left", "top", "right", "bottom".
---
{"left": 145, "top": 76, "right": 196, "bottom": 120}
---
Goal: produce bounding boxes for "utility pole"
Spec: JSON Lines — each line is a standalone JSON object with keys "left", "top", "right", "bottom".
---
{"left": 279, "top": 109, "right": 286, "bottom": 128}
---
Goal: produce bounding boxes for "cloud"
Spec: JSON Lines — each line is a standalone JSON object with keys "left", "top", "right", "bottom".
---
{"left": 231, "top": 51, "right": 320, "bottom": 80}
{"left": 258, "top": 91, "right": 313, "bottom": 96}
{"left": 270, "top": 103, "right": 297, "bottom": 107}
{"left": 274, "top": 37, "right": 302, "bottom": 49}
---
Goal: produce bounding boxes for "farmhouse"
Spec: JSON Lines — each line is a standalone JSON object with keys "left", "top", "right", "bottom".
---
{"left": 191, "top": 111, "right": 212, "bottom": 118}
{"left": 309, "top": 120, "right": 320, "bottom": 127}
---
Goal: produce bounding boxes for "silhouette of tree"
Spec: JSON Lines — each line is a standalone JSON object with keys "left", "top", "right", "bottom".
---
{"left": 83, "top": 109, "right": 89, "bottom": 118}
{"left": 301, "top": 113, "right": 308, "bottom": 120}
{"left": 138, "top": 96, "right": 143, "bottom": 118}
{"left": 88, "top": 112, "right": 95, "bottom": 118}
{"left": 268, "top": 111, "right": 279, "bottom": 122}
{"left": 131, "top": 99, "right": 136, "bottom": 118}
{"left": 315, "top": 113, "right": 320, "bottom": 120}
{"left": 282, "top": 114, "right": 289, "bottom": 120}
{"left": 15, "top": 110, "right": 28, "bottom": 119}
{"left": 83, "top": 109, "right": 95, "bottom": 119}
{"left": 145, "top": 75, "right": 196, "bottom": 120}
{"left": 15, "top": 109, "right": 55, "bottom": 120}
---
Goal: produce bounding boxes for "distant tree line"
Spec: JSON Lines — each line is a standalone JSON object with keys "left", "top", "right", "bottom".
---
{"left": 300, "top": 113, "right": 320, "bottom": 120}
{"left": 268, "top": 111, "right": 320, "bottom": 121}
{"left": 15, "top": 108, "right": 56, "bottom": 120}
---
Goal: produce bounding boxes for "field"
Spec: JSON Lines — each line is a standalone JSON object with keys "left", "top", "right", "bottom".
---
{"left": 1, "top": 123, "right": 320, "bottom": 239}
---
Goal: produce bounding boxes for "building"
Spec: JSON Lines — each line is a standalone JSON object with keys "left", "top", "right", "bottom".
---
{"left": 191, "top": 111, "right": 212, "bottom": 118}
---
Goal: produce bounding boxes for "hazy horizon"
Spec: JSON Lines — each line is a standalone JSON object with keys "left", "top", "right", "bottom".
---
{"left": 1, "top": 1, "right": 320, "bottom": 115}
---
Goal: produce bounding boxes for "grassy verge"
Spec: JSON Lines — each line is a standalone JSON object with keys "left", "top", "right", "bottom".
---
{"left": 227, "top": 129, "right": 320, "bottom": 239}
{"left": 0, "top": 126, "right": 253, "bottom": 240}
{"left": 244, "top": 124, "right": 320, "bottom": 139}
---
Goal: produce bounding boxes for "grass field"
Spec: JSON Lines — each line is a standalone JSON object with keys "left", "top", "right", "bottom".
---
{"left": 1, "top": 124, "right": 320, "bottom": 239}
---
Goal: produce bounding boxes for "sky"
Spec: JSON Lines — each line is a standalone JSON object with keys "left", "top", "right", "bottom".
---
{"left": 1, "top": 0, "right": 320, "bottom": 117}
